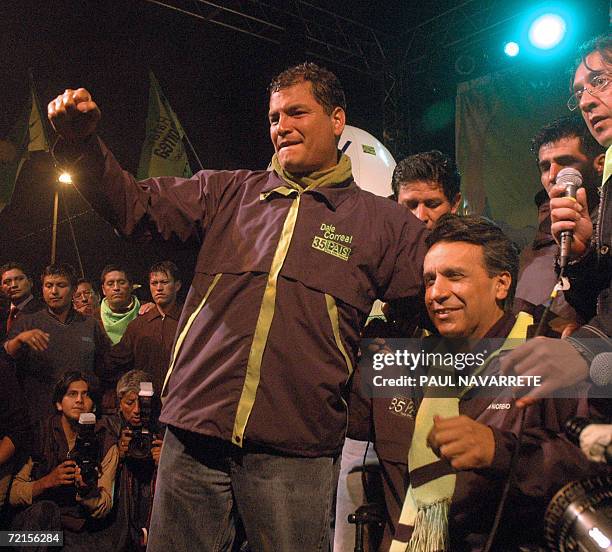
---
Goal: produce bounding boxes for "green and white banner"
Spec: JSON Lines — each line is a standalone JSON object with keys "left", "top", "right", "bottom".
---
{"left": 138, "top": 71, "right": 192, "bottom": 180}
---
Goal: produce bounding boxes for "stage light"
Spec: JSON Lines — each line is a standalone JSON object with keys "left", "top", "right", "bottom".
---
{"left": 58, "top": 172, "right": 72, "bottom": 184}
{"left": 504, "top": 42, "right": 520, "bottom": 57}
{"left": 528, "top": 13, "right": 567, "bottom": 50}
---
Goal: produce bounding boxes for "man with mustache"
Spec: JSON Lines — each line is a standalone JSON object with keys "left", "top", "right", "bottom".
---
{"left": 502, "top": 33, "right": 612, "bottom": 408}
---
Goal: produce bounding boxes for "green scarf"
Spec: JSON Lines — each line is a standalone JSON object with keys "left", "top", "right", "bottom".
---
{"left": 390, "top": 313, "right": 533, "bottom": 552}
{"left": 100, "top": 296, "right": 141, "bottom": 345}
{"left": 270, "top": 151, "right": 353, "bottom": 192}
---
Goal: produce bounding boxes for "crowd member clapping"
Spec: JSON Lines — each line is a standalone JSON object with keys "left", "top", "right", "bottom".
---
{"left": 4, "top": 263, "right": 111, "bottom": 424}
{"left": 9, "top": 371, "right": 118, "bottom": 550}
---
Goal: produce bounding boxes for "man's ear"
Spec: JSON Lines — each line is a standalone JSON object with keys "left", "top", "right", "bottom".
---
{"left": 495, "top": 271, "right": 512, "bottom": 302}
{"left": 594, "top": 152, "right": 605, "bottom": 177}
{"left": 332, "top": 107, "right": 346, "bottom": 139}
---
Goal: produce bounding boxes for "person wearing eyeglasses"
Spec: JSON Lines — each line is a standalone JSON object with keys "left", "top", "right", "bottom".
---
{"left": 501, "top": 33, "right": 612, "bottom": 407}
{"left": 73, "top": 278, "right": 100, "bottom": 318}
{"left": 513, "top": 116, "right": 605, "bottom": 327}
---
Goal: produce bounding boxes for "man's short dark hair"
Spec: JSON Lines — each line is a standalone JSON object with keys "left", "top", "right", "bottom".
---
{"left": 531, "top": 115, "right": 605, "bottom": 161}
{"left": 41, "top": 263, "right": 78, "bottom": 289}
{"left": 76, "top": 277, "right": 96, "bottom": 289}
{"left": 0, "top": 262, "right": 31, "bottom": 281}
{"left": 426, "top": 214, "right": 519, "bottom": 310}
{"left": 52, "top": 370, "right": 100, "bottom": 412}
{"left": 269, "top": 62, "right": 346, "bottom": 114}
{"left": 391, "top": 150, "right": 461, "bottom": 202}
{"left": 149, "top": 260, "right": 181, "bottom": 282}
{"left": 100, "top": 264, "right": 132, "bottom": 286}
{"left": 572, "top": 33, "right": 612, "bottom": 78}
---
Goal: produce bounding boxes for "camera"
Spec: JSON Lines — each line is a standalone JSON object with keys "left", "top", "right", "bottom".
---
{"left": 127, "top": 382, "right": 158, "bottom": 460}
{"left": 68, "top": 412, "right": 100, "bottom": 495}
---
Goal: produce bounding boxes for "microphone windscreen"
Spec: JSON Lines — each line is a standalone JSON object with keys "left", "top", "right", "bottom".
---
{"left": 590, "top": 352, "right": 612, "bottom": 387}
{"left": 556, "top": 167, "right": 583, "bottom": 188}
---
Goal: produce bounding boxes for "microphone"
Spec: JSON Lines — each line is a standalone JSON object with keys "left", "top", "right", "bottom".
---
{"left": 590, "top": 352, "right": 612, "bottom": 387}
{"left": 556, "top": 167, "right": 583, "bottom": 269}
{"left": 565, "top": 417, "right": 612, "bottom": 464}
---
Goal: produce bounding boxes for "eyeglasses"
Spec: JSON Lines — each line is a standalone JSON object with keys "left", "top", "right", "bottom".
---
{"left": 73, "top": 291, "right": 94, "bottom": 301}
{"left": 567, "top": 73, "right": 611, "bottom": 111}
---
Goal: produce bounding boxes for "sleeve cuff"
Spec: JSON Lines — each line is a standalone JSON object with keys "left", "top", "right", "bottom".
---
{"left": 476, "top": 426, "right": 516, "bottom": 478}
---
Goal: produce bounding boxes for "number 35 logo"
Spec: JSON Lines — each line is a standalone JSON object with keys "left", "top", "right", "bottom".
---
{"left": 388, "top": 396, "right": 415, "bottom": 418}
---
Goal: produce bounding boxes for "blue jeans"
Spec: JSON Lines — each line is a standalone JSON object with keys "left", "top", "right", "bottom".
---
{"left": 147, "top": 426, "right": 340, "bottom": 552}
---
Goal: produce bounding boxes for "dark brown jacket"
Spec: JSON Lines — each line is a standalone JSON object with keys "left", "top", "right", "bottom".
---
{"left": 57, "top": 137, "right": 428, "bottom": 456}
{"left": 349, "top": 313, "right": 603, "bottom": 551}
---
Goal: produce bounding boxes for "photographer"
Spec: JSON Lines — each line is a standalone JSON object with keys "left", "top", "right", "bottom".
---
{"left": 103, "top": 370, "right": 162, "bottom": 550}
{"left": 9, "top": 371, "right": 118, "bottom": 550}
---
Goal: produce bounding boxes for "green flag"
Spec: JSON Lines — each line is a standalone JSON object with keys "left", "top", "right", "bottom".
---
{"left": 0, "top": 80, "right": 50, "bottom": 212}
{"left": 138, "top": 71, "right": 193, "bottom": 180}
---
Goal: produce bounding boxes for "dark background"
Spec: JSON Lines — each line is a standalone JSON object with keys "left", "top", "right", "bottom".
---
{"left": 0, "top": 0, "right": 607, "bottom": 298}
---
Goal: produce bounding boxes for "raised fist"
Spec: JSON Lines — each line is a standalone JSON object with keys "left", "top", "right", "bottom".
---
{"left": 48, "top": 88, "right": 101, "bottom": 143}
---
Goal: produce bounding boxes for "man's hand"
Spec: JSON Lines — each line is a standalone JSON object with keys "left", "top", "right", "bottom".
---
{"left": 16, "top": 329, "right": 50, "bottom": 352}
{"left": 550, "top": 184, "right": 593, "bottom": 259}
{"left": 139, "top": 302, "right": 156, "bottom": 316}
{"left": 48, "top": 88, "right": 101, "bottom": 143}
{"left": 426, "top": 415, "right": 495, "bottom": 470}
{"left": 561, "top": 322, "right": 580, "bottom": 338}
{"left": 73, "top": 465, "right": 94, "bottom": 490}
{"left": 118, "top": 428, "right": 133, "bottom": 460}
{"left": 151, "top": 438, "right": 163, "bottom": 466}
{"left": 44, "top": 460, "right": 77, "bottom": 488}
{"left": 500, "top": 337, "right": 589, "bottom": 408}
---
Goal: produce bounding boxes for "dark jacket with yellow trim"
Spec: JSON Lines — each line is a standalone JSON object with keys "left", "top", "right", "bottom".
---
{"left": 56, "top": 136, "right": 428, "bottom": 457}
{"left": 349, "top": 313, "right": 603, "bottom": 551}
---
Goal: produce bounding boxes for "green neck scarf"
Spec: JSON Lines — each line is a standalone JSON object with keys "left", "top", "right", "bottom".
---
{"left": 390, "top": 313, "right": 533, "bottom": 552}
{"left": 100, "top": 296, "right": 141, "bottom": 345}
{"left": 270, "top": 151, "right": 353, "bottom": 192}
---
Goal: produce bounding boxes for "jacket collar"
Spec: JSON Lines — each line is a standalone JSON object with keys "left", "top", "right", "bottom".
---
{"left": 260, "top": 171, "right": 358, "bottom": 211}
{"left": 143, "top": 302, "right": 182, "bottom": 322}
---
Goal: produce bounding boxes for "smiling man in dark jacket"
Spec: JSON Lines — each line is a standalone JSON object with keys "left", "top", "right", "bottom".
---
{"left": 47, "top": 62, "right": 428, "bottom": 551}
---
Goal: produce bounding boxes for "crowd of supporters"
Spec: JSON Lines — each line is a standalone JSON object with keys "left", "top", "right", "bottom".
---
{"left": 0, "top": 31, "right": 609, "bottom": 552}
{"left": 0, "top": 260, "right": 181, "bottom": 551}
